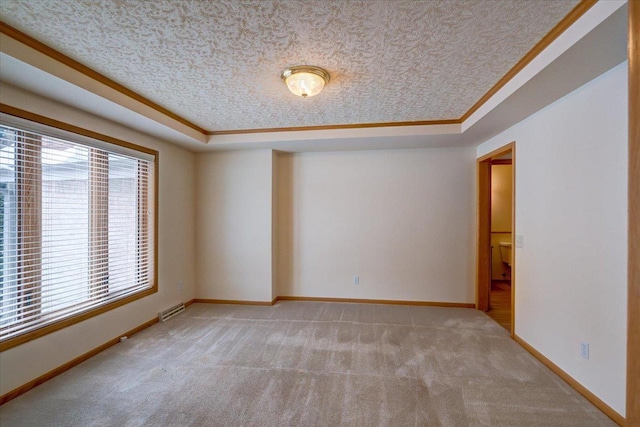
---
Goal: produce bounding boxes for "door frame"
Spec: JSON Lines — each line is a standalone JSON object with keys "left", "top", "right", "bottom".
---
{"left": 476, "top": 141, "right": 515, "bottom": 337}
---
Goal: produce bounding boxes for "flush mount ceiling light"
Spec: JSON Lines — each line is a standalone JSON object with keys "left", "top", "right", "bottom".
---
{"left": 281, "top": 65, "right": 330, "bottom": 98}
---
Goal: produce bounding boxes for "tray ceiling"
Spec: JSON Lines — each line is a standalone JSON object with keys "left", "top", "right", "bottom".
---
{"left": 0, "top": 0, "right": 580, "bottom": 133}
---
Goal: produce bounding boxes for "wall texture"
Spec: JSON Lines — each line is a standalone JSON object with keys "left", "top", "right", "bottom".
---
{"left": 195, "top": 149, "right": 274, "bottom": 302}
{"left": 0, "top": 85, "right": 196, "bottom": 395}
{"left": 477, "top": 62, "right": 628, "bottom": 416}
{"left": 276, "top": 148, "right": 477, "bottom": 303}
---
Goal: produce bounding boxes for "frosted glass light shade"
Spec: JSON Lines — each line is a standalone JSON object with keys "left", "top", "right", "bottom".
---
{"left": 281, "top": 66, "right": 330, "bottom": 98}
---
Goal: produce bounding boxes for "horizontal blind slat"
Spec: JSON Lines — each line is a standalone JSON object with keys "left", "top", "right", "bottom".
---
{"left": 0, "top": 123, "right": 155, "bottom": 343}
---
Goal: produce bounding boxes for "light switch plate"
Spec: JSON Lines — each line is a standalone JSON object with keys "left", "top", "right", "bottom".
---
{"left": 515, "top": 235, "right": 524, "bottom": 248}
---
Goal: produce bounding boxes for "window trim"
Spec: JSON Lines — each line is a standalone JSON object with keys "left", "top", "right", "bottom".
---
{"left": 0, "top": 104, "right": 159, "bottom": 352}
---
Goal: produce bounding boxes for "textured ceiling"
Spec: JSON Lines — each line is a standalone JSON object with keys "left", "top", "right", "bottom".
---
{"left": 0, "top": 0, "right": 580, "bottom": 132}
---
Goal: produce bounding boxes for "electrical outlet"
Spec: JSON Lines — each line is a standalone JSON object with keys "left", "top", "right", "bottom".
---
{"left": 580, "top": 342, "right": 589, "bottom": 359}
{"left": 177, "top": 281, "right": 183, "bottom": 291}
{"left": 515, "top": 235, "right": 524, "bottom": 248}
{"left": 353, "top": 276, "right": 359, "bottom": 285}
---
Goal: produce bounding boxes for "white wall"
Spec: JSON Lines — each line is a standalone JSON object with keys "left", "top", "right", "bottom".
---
{"left": 0, "top": 84, "right": 196, "bottom": 395}
{"left": 277, "top": 148, "right": 477, "bottom": 303}
{"left": 477, "top": 62, "right": 628, "bottom": 416}
{"left": 195, "top": 150, "right": 274, "bottom": 302}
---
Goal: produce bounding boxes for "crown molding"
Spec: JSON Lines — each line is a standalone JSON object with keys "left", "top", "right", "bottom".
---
{"left": 0, "top": 21, "right": 207, "bottom": 135}
{"left": 459, "top": 0, "right": 597, "bottom": 123}
{"left": 206, "top": 119, "right": 461, "bottom": 136}
{"left": 0, "top": 0, "right": 602, "bottom": 139}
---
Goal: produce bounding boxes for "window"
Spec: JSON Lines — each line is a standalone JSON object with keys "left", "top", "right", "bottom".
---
{"left": 0, "top": 119, "right": 156, "bottom": 350}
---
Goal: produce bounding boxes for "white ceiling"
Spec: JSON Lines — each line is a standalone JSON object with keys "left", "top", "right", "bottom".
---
{"left": 0, "top": 0, "right": 580, "bottom": 132}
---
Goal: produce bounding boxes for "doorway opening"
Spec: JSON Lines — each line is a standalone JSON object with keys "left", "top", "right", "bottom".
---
{"left": 476, "top": 142, "right": 515, "bottom": 336}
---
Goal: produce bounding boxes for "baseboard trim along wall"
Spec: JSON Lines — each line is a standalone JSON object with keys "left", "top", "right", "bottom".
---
{"left": 514, "top": 335, "right": 624, "bottom": 426}
{"left": 0, "top": 317, "right": 159, "bottom": 406}
{"left": 274, "top": 296, "right": 475, "bottom": 308}
{"left": 192, "top": 296, "right": 475, "bottom": 308}
{"left": 192, "top": 298, "right": 275, "bottom": 306}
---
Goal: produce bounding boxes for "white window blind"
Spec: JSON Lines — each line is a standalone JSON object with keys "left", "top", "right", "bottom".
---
{"left": 0, "top": 123, "right": 155, "bottom": 342}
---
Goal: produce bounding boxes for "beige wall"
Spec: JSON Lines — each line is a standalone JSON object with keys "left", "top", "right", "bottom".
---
{"left": 477, "top": 62, "right": 627, "bottom": 416}
{"left": 194, "top": 150, "right": 274, "bottom": 302}
{"left": 276, "top": 148, "right": 477, "bottom": 303}
{"left": 271, "top": 151, "right": 279, "bottom": 301}
{"left": 491, "top": 164, "right": 512, "bottom": 280}
{"left": 275, "top": 152, "right": 292, "bottom": 297}
{"left": 0, "top": 85, "right": 196, "bottom": 395}
{"left": 491, "top": 164, "right": 512, "bottom": 232}
{"left": 195, "top": 147, "right": 476, "bottom": 304}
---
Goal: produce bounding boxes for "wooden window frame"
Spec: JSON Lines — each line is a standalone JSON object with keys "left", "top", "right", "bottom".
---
{"left": 0, "top": 105, "right": 159, "bottom": 352}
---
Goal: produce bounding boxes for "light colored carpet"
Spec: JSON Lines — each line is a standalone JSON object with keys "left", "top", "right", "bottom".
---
{"left": 0, "top": 301, "right": 614, "bottom": 426}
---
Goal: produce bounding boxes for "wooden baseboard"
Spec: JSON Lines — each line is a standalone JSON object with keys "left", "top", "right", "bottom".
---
{"left": 514, "top": 335, "right": 624, "bottom": 426}
{"left": 275, "top": 295, "right": 475, "bottom": 308}
{"left": 190, "top": 296, "right": 474, "bottom": 308}
{"left": 0, "top": 317, "right": 158, "bottom": 406}
{"left": 192, "top": 298, "right": 275, "bottom": 306}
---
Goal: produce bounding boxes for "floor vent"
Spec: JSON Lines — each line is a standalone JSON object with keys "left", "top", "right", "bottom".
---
{"left": 158, "top": 303, "right": 185, "bottom": 322}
